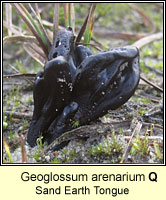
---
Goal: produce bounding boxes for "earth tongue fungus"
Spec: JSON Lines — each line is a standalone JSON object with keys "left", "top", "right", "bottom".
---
{"left": 27, "top": 27, "right": 140, "bottom": 148}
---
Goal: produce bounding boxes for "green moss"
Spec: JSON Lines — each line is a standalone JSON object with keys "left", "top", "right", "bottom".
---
{"left": 139, "top": 109, "right": 147, "bottom": 115}
{"left": 118, "top": 128, "right": 124, "bottom": 134}
{"left": 153, "top": 142, "right": 163, "bottom": 159}
{"left": 13, "top": 60, "right": 27, "bottom": 73}
{"left": 104, "top": 113, "right": 110, "bottom": 119}
{"left": 33, "top": 136, "right": 44, "bottom": 162}
{"left": 140, "top": 60, "right": 149, "bottom": 74}
{"left": 7, "top": 86, "right": 22, "bottom": 109}
{"left": 72, "top": 120, "right": 79, "bottom": 128}
{"left": 59, "top": 148, "right": 77, "bottom": 162}
{"left": 141, "top": 41, "right": 163, "bottom": 72}
{"left": 3, "top": 121, "right": 8, "bottom": 128}
{"left": 89, "top": 131, "right": 122, "bottom": 157}
{"left": 9, "top": 130, "right": 17, "bottom": 140}
{"left": 51, "top": 157, "right": 61, "bottom": 164}
{"left": 130, "top": 96, "right": 138, "bottom": 103}
{"left": 130, "top": 134, "right": 149, "bottom": 156}
{"left": 89, "top": 144, "right": 104, "bottom": 155}
{"left": 140, "top": 98, "right": 151, "bottom": 104}
{"left": 111, "top": 131, "right": 122, "bottom": 152}
{"left": 153, "top": 41, "right": 163, "bottom": 58}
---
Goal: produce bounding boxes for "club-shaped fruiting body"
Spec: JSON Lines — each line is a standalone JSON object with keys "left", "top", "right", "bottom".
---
{"left": 27, "top": 28, "right": 140, "bottom": 147}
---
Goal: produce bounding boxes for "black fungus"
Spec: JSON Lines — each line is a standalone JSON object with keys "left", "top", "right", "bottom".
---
{"left": 27, "top": 28, "right": 140, "bottom": 147}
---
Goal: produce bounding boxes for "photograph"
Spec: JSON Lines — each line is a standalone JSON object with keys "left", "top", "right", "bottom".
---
{"left": 2, "top": 2, "right": 164, "bottom": 164}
